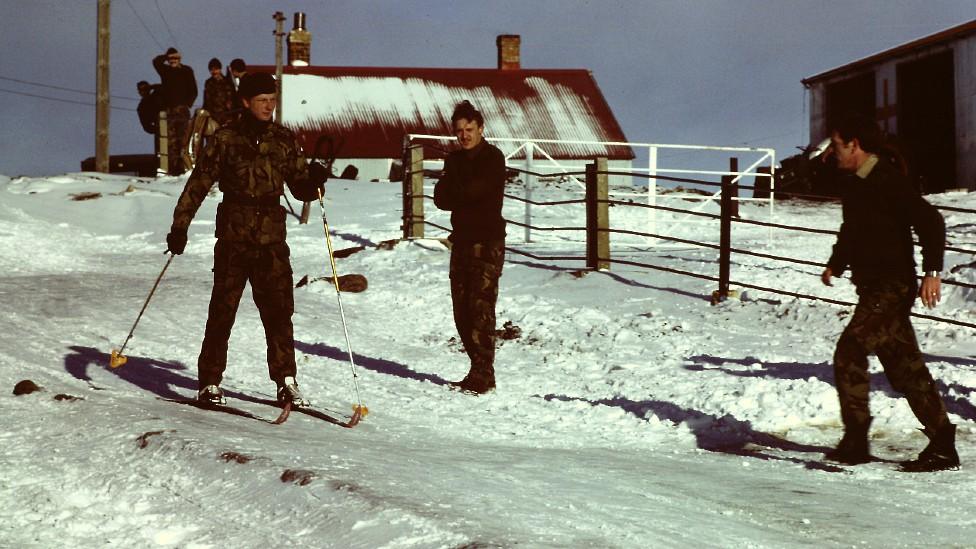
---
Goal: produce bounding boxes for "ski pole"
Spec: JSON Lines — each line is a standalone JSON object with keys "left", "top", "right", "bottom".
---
{"left": 317, "top": 188, "right": 368, "bottom": 424}
{"left": 110, "top": 254, "right": 175, "bottom": 368}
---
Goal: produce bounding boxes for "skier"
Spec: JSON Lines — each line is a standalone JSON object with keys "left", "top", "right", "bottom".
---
{"left": 820, "top": 114, "right": 959, "bottom": 472}
{"left": 152, "top": 47, "right": 198, "bottom": 175}
{"left": 433, "top": 100, "right": 507, "bottom": 394}
{"left": 164, "top": 72, "right": 328, "bottom": 407}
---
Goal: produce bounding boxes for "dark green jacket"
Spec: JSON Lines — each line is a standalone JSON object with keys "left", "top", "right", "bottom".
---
{"left": 827, "top": 158, "right": 944, "bottom": 285}
{"left": 170, "top": 113, "right": 318, "bottom": 245}
{"left": 433, "top": 141, "right": 507, "bottom": 243}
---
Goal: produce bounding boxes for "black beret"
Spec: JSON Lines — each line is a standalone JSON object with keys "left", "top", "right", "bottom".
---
{"left": 238, "top": 73, "right": 277, "bottom": 99}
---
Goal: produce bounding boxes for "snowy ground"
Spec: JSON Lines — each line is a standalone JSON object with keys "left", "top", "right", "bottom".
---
{"left": 0, "top": 171, "right": 974, "bottom": 548}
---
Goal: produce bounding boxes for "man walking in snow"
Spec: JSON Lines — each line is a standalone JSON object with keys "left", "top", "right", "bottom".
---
{"left": 434, "top": 100, "right": 507, "bottom": 395}
{"left": 164, "top": 72, "right": 328, "bottom": 407}
{"left": 820, "top": 114, "right": 958, "bottom": 472}
{"left": 153, "top": 47, "right": 198, "bottom": 175}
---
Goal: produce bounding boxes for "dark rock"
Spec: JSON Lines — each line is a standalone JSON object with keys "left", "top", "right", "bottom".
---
{"left": 13, "top": 380, "right": 41, "bottom": 395}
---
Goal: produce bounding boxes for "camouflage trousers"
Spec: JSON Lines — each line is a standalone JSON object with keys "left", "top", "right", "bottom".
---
{"left": 166, "top": 105, "right": 190, "bottom": 175}
{"left": 197, "top": 240, "right": 297, "bottom": 389}
{"left": 833, "top": 279, "right": 949, "bottom": 430}
{"left": 449, "top": 240, "right": 504, "bottom": 379}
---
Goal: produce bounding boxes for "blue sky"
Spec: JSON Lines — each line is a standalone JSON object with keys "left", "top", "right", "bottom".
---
{"left": 0, "top": 0, "right": 972, "bottom": 176}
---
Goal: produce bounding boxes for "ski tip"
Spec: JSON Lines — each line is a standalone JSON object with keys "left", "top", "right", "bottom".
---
{"left": 272, "top": 401, "right": 292, "bottom": 424}
{"left": 109, "top": 349, "right": 127, "bottom": 369}
{"left": 353, "top": 404, "right": 368, "bottom": 418}
{"left": 342, "top": 404, "right": 368, "bottom": 428}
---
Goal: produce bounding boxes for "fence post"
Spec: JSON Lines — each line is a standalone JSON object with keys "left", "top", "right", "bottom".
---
{"left": 157, "top": 110, "right": 168, "bottom": 176}
{"left": 714, "top": 156, "right": 738, "bottom": 304}
{"left": 586, "top": 157, "right": 610, "bottom": 270}
{"left": 647, "top": 146, "right": 658, "bottom": 247}
{"left": 524, "top": 142, "right": 534, "bottom": 243}
{"left": 402, "top": 142, "right": 424, "bottom": 239}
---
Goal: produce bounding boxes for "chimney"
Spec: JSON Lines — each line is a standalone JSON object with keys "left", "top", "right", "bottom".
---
{"left": 496, "top": 35, "right": 521, "bottom": 70}
{"left": 288, "top": 12, "right": 311, "bottom": 67}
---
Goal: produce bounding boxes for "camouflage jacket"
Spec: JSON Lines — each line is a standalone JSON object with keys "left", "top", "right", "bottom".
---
{"left": 203, "top": 76, "right": 235, "bottom": 124}
{"left": 170, "top": 113, "right": 318, "bottom": 245}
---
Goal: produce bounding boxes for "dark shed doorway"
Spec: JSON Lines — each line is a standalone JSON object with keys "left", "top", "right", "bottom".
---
{"left": 826, "top": 72, "right": 876, "bottom": 130}
{"left": 897, "top": 51, "right": 956, "bottom": 194}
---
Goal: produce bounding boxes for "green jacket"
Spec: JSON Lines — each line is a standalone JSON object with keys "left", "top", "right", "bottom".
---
{"left": 170, "top": 113, "right": 318, "bottom": 245}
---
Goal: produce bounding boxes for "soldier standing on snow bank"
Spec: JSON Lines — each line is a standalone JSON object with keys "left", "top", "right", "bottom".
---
{"left": 433, "top": 100, "right": 507, "bottom": 395}
{"left": 153, "top": 47, "right": 198, "bottom": 175}
{"left": 164, "top": 72, "right": 328, "bottom": 407}
{"left": 820, "top": 114, "right": 958, "bottom": 472}
{"left": 203, "top": 58, "right": 235, "bottom": 125}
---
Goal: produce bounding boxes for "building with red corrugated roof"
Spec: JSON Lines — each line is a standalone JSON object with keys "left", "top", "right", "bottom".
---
{"left": 254, "top": 35, "right": 634, "bottom": 182}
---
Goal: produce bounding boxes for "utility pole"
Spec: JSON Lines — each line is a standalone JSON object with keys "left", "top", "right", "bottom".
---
{"left": 95, "top": 0, "right": 111, "bottom": 173}
{"left": 273, "top": 11, "right": 285, "bottom": 123}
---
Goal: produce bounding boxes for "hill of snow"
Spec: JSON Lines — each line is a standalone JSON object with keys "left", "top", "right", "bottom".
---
{"left": 0, "top": 172, "right": 974, "bottom": 548}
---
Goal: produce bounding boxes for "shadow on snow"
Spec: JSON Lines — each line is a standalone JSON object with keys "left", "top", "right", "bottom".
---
{"left": 683, "top": 354, "right": 976, "bottom": 422}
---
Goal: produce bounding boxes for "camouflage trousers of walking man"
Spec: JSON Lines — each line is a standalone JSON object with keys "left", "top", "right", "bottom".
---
{"left": 833, "top": 279, "right": 949, "bottom": 431}
{"left": 197, "top": 240, "right": 297, "bottom": 389}
{"left": 450, "top": 240, "right": 504, "bottom": 385}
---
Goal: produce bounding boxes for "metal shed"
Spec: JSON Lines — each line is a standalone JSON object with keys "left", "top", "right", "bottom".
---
{"left": 802, "top": 19, "right": 976, "bottom": 193}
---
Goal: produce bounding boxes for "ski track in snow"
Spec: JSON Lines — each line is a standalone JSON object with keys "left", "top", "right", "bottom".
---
{"left": 0, "top": 173, "right": 974, "bottom": 548}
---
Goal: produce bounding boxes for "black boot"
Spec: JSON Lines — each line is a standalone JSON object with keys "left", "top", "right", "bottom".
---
{"left": 825, "top": 420, "right": 872, "bottom": 465}
{"left": 900, "top": 424, "right": 960, "bottom": 472}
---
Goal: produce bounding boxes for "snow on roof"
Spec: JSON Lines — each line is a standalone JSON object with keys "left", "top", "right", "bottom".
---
{"left": 256, "top": 66, "right": 634, "bottom": 160}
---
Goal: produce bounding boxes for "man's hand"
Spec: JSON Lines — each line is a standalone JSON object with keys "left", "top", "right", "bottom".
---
{"left": 918, "top": 275, "right": 941, "bottom": 309}
{"left": 165, "top": 230, "right": 187, "bottom": 255}
{"left": 820, "top": 267, "right": 833, "bottom": 287}
{"left": 307, "top": 161, "right": 328, "bottom": 199}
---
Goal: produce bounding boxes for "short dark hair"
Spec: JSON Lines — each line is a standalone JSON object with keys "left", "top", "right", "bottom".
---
{"left": 208, "top": 57, "right": 222, "bottom": 71}
{"left": 229, "top": 58, "right": 247, "bottom": 73}
{"left": 451, "top": 100, "right": 484, "bottom": 127}
{"left": 137, "top": 80, "right": 149, "bottom": 88}
{"left": 832, "top": 113, "right": 882, "bottom": 154}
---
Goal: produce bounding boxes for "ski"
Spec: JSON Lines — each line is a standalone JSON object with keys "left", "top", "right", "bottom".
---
{"left": 160, "top": 398, "right": 289, "bottom": 424}
{"left": 275, "top": 401, "right": 365, "bottom": 428}
{"left": 159, "top": 396, "right": 362, "bottom": 427}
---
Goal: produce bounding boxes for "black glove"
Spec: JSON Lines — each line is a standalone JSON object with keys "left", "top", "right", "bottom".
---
{"left": 307, "top": 161, "right": 328, "bottom": 198}
{"left": 165, "top": 230, "right": 187, "bottom": 255}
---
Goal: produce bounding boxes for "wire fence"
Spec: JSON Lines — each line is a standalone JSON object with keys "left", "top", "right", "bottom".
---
{"left": 403, "top": 143, "right": 976, "bottom": 331}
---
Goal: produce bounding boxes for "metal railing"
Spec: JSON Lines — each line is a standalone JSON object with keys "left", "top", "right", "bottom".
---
{"left": 405, "top": 134, "right": 776, "bottom": 246}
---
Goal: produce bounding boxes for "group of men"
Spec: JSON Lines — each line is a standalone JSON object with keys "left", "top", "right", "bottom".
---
{"left": 137, "top": 48, "right": 249, "bottom": 175}
{"left": 155, "top": 49, "right": 958, "bottom": 472}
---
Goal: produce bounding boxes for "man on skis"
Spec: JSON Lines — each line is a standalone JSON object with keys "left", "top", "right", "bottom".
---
{"left": 165, "top": 72, "right": 327, "bottom": 407}
{"left": 433, "top": 100, "right": 507, "bottom": 395}
{"left": 820, "top": 114, "right": 959, "bottom": 472}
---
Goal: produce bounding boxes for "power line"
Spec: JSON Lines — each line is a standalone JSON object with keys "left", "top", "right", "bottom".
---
{"left": 154, "top": 0, "right": 179, "bottom": 47}
{"left": 126, "top": 0, "right": 164, "bottom": 50}
{"left": 0, "top": 87, "right": 137, "bottom": 112}
{"left": 0, "top": 75, "right": 139, "bottom": 102}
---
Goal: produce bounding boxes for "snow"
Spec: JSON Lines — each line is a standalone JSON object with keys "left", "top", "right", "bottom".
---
{"left": 0, "top": 171, "right": 974, "bottom": 548}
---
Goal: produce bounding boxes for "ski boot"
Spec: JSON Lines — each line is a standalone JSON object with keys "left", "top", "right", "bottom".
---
{"left": 197, "top": 384, "right": 226, "bottom": 406}
{"left": 277, "top": 377, "right": 310, "bottom": 408}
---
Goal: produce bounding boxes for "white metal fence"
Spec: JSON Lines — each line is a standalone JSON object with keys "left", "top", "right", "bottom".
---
{"left": 406, "top": 134, "right": 776, "bottom": 246}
